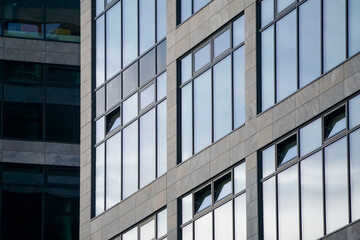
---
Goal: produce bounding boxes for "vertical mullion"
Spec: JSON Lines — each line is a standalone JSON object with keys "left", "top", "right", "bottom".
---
{"left": 347, "top": 134, "right": 352, "bottom": 223}
{"left": 322, "top": 148, "right": 327, "bottom": 235}
{"left": 273, "top": 7, "right": 277, "bottom": 105}
{"left": 155, "top": 103, "right": 158, "bottom": 178}
{"left": 296, "top": 5, "right": 300, "bottom": 90}
{"left": 320, "top": 0, "right": 324, "bottom": 75}
{"left": 298, "top": 161, "right": 302, "bottom": 240}
{"left": 345, "top": 0, "right": 349, "bottom": 59}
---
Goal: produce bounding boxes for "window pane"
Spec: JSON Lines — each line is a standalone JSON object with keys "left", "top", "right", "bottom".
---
{"left": 263, "top": 177, "right": 276, "bottom": 240}
{"left": 181, "top": 54, "right": 192, "bottom": 84}
{"left": 261, "top": 26, "right": 275, "bottom": 111}
{"left": 123, "top": 227, "right": 138, "bottom": 240}
{"left": 96, "top": 87, "right": 105, "bottom": 117}
{"left": 157, "top": 209, "right": 167, "bottom": 238}
{"left": 181, "top": 0, "right": 192, "bottom": 22}
{"left": 96, "top": 117, "right": 105, "bottom": 143}
{"left": 123, "top": 63, "right": 138, "bottom": 98}
{"left": 194, "top": 185, "right": 211, "bottom": 214}
{"left": 140, "top": 109, "right": 156, "bottom": 187}
{"left": 277, "top": 0, "right": 294, "bottom": 13}
{"left": 277, "top": 134, "right": 297, "bottom": 166}
{"left": 96, "top": 0, "right": 104, "bottom": 15}
{"left": 299, "top": 0, "right": 321, "bottom": 88}
{"left": 233, "top": 16, "right": 244, "bottom": 46}
{"left": 234, "top": 162, "right": 245, "bottom": 193}
{"left": 214, "top": 29, "right": 230, "bottom": 58}
{"left": 194, "top": 44, "right": 210, "bottom": 72}
{"left": 96, "top": 16, "right": 105, "bottom": 87}
{"left": 123, "top": 121, "right": 138, "bottom": 199}
{"left": 325, "top": 137, "right": 348, "bottom": 233}
{"left": 234, "top": 47, "right": 245, "bottom": 128}
{"left": 140, "top": 220, "right": 155, "bottom": 240}
{"left": 4, "top": 0, "right": 43, "bottom": 39}
{"left": 182, "top": 194, "right": 193, "bottom": 224}
{"left": 106, "top": 132, "right": 121, "bottom": 209}
{"left": 278, "top": 165, "right": 299, "bottom": 240}
{"left": 106, "top": 74, "right": 121, "bottom": 110}
{"left": 106, "top": 2, "right": 121, "bottom": 80}
{"left": 157, "top": 0, "right": 166, "bottom": 40}
{"left": 3, "top": 164, "right": 43, "bottom": 185}
{"left": 123, "top": 93, "right": 138, "bottom": 125}
{"left": 123, "top": 0, "right": 138, "bottom": 67}
{"left": 45, "top": 0, "right": 80, "bottom": 42}
{"left": 157, "top": 40, "right": 167, "bottom": 73}
{"left": 276, "top": 10, "right": 297, "bottom": 102}
{"left": 182, "top": 84, "right": 193, "bottom": 162}
{"left": 194, "top": 70, "right": 212, "bottom": 153}
{"left": 157, "top": 72, "right": 167, "bottom": 101}
{"left": 182, "top": 223, "right": 193, "bottom": 240}
{"left": 214, "top": 55, "right": 232, "bottom": 141}
{"left": 262, "top": 145, "right": 275, "bottom": 178}
{"left": 106, "top": 107, "right": 121, "bottom": 133}
{"left": 350, "top": 129, "right": 360, "bottom": 220}
{"left": 235, "top": 194, "right": 246, "bottom": 240}
{"left": 349, "top": 94, "right": 360, "bottom": 129}
{"left": 140, "top": 0, "right": 155, "bottom": 54}
{"left": 194, "top": 0, "right": 211, "bottom": 13}
{"left": 301, "top": 151, "right": 323, "bottom": 240}
{"left": 195, "top": 212, "right": 212, "bottom": 240}
{"left": 214, "top": 173, "right": 231, "bottom": 202}
{"left": 261, "top": 0, "right": 274, "bottom": 27}
{"left": 140, "top": 49, "right": 155, "bottom": 86}
{"left": 300, "top": 118, "right": 322, "bottom": 157}
{"left": 215, "top": 201, "right": 233, "bottom": 240}
{"left": 324, "top": 106, "right": 346, "bottom": 140}
{"left": 324, "top": 0, "right": 346, "bottom": 72}
{"left": 140, "top": 83, "right": 155, "bottom": 110}
{"left": 96, "top": 144, "right": 105, "bottom": 215}
{"left": 157, "top": 100, "right": 167, "bottom": 176}
{"left": 349, "top": 0, "right": 360, "bottom": 56}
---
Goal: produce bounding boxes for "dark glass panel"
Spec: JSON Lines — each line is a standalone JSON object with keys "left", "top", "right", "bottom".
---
{"left": 47, "top": 166, "right": 80, "bottom": 186}
{"left": 157, "top": 40, "right": 166, "bottom": 73}
{"left": 194, "top": 184, "right": 211, "bottom": 214}
{"left": 106, "top": 74, "right": 121, "bottom": 110}
{"left": 106, "top": 107, "right": 121, "bottom": 133}
{"left": 140, "top": 49, "right": 155, "bottom": 87}
{"left": 45, "top": 0, "right": 80, "bottom": 42}
{"left": 3, "top": 164, "right": 43, "bottom": 185}
{"left": 324, "top": 106, "right": 346, "bottom": 140}
{"left": 4, "top": 0, "right": 43, "bottom": 39}
{"left": 214, "top": 172, "right": 231, "bottom": 202}
{"left": 277, "top": 134, "right": 297, "bottom": 166}
{"left": 123, "top": 63, "right": 138, "bottom": 98}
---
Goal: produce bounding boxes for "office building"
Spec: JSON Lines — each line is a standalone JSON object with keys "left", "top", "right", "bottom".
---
{"left": 80, "top": 0, "right": 360, "bottom": 239}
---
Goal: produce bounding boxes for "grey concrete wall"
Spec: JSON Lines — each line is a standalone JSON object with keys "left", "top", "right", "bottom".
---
{"left": 79, "top": 0, "right": 360, "bottom": 239}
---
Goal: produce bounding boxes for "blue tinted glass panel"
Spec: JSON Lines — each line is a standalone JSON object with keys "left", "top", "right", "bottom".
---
{"left": 261, "top": 26, "right": 275, "bottom": 111}
{"left": 157, "top": 40, "right": 166, "bottom": 73}
{"left": 277, "top": 0, "right": 294, "bottom": 13}
{"left": 95, "top": 144, "right": 105, "bottom": 215}
{"left": 350, "top": 129, "right": 360, "bottom": 220}
{"left": 324, "top": 106, "right": 346, "bottom": 140}
{"left": 181, "top": 54, "right": 192, "bottom": 84}
{"left": 106, "top": 74, "right": 121, "bottom": 110}
{"left": 140, "top": 49, "right": 155, "bottom": 86}
{"left": 157, "top": 72, "right": 167, "bottom": 101}
{"left": 182, "top": 84, "right": 193, "bottom": 162}
{"left": 157, "top": 100, "right": 167, "bottom": 176}
{"left": 233, "top": 16, "right": 244, "bottom": 47}
{"left": 181, "top": 0, "right": 192, "bottom": 22}
{"left": 349, "top": 94, "right": 360, "bottom": 129}
{"left": 300, "top": 118, "right": 322, "bottom": 157}
{"left": 214, "top": 29, "right": 230, "bottom": 58}
{"left": 106, "top": 3, "right": 121, "bottom": 80}
{"left": 96, "top": 16, "right": 105, "bottom": 87}
{"left": 123, "top": 93, "right": 138, "bottom": 125}
{"left": 96, "top": 0, "right": 104, "bottom": 15}
{"left": 140, "top": 0, "right": 155, "bottom": 54}
{"left": 261, "top": 0, "right": 274, "bottom": 27}
{"left": 263, "top": 177, "right": 277, "bottom": 240}
{"left": 123, "top": 0, "right": 138, "bottom": 67}
{"left": 262, "top": 145, "right": 275, "bottom": 178}
{"left": 140, "top": 83, "right": 155, "bottom": 110}
{"left": 106, "top": 132, "right": 121, "bottom": 208}
{"left": 233, "top": 47, "right": 245, "bottom": 128}
{"left": 194, "top": 0, "right": 211, "bottom": 13}
{"left": 349, "top": 0, "right": 360, "bottom": 56}
{"left": 157, "top": 0, "right": 166, "bottom": 40}
{"left": 123, "top": 121, "right": 138, "bottom": 199}
{"left": 194, "top": 44, "right": 210, "bottom": 72}
{"left": 123, "top": 63, "right": 138, "bottom": 98}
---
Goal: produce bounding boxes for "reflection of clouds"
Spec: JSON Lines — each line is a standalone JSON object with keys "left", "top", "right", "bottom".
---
{"left": 350, "top": 130, "right": 360, "bottom": 219}
{"left": 235, "top": 194, "right": 246, "bottom": 240}
{"left": 157, "top": 101, "right": 167, "bottom": 175}
{"left": 106, "top": 133, "right": 121, "bottom": 209}
{"left": 182, "top": 85, "right": 193, "bottom": 161}
{"left": 140, "top": 220, "right": 155, "bottom": 240}
{"left": 195, "top": 212, "right": 212, "bottom": 240}
{"left": 263, "top": 177, "right": 276, "bottom": 240}
{"left": 233, "top": 47, "right": 245, "bottom": 127}
{"left": 96, "top": 144, "right": 105, "bottom": 214}
{"left": 123, "top": 226, "right": 138, "bottom": 240}
{"left": 123, "top": 121, "right": 138, "bottom": 197}
{"left": 215, "top": 201, "right": 232, "bottom": 240}
{"left": 235, "top": 163, "right": 246, "bottom": 193}
{"left": 300, "top": 118, "right": 322, "bottom": 156}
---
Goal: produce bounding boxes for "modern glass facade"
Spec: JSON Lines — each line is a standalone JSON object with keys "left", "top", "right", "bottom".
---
{"left": 177, "top": 0, "right": 212, "bottom": 24}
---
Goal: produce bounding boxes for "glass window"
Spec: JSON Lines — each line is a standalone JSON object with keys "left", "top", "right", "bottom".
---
{"left": 300, "top": 118, "right": 322, "bottom": 157}
{"left": 96, "top": 87, "right": 105, "bottom": 117}
{"left": 182, "top": 84, "right": 193, "bottom": 162}
{"left": 234, "top": 163, "right": 245, "bottom": 193}
{"left": 140, "top": 109, "right": 156, "bottom": 187}
{"left": 277, "top": 134, "right": 297, "bottom": 166}
{"left": 194, "top": 0, "right": 211, "bottom": 13}
{"left": 96, "top": 16, "right": 105, "bottom": 87}
{"left": 182, "top": 194, "right": 193, "bottom": 224}
{"left": 157, "top": 40, "right": 167, "bottom": 73}
{"left": 106, "top": 132, "right": 121, "bottom": 209}
{"left": 349, "top": 0, "right": 360, "bottom": 56}
{"left": 140, "top": 83, "right": 155, "bottom": 110}
{"left": 194, "top": 44, "right": 211, "bottom": 72}
{"left": 157, "top": 0, "right": 166, "bottom": 41}
{"left": 182, "top": 223, "right": 193, "bottom": 240}
{"left": 261, "top": 26, "right": 275, "bottom": 111}
{"left": 194, "top": 70, "right": 212, "bottom": 153}
{"left": 276, "top": 10, "right": 297, "bottom": 102}
{"left": 96, "top": 0, "right": 104, "bottom": 15}
{"left": 278, "top": 164, "right": 299, "bottom": 240}
{"left": 181, "top": 54, "right": 192, "bottom": 84}
{"left": 123, "top": 63, "right": 138, "bottom": 98}
{"left": 214, "top": 201, "right": 233, "bottom": 240}
{"left": 233, "top": 16, "right": 244, "bottom": 47}
{"left": 214, "top": 29, "right": 230, "bottom": 58}
{"left": 123, "top": 121, "right": 138, "bottom": 199}
{"left": 157, "top": 72, "right": 167, "bottom": 101}
{"left": 96, "top": 117, "right": 105, "bottom": 144}
{"left": 106, "top": 108, "right": 121, "bottom": 133}
{"left": 263, "top": 177, "right": 277, "bottom": 240}
{"left": 301, "top": 151, "right": 323, "bottom": 240}
{"left": 123, "top": 227, "right": 138, "bottom": 240}
{"left": 323, "top": 0, "right": 346, "bottom": 72}
{"left": 140, "top": 49, "right": 155, "bottom": 87}
{"left": 123, "top": 0, "right": 138, "bottom": 67}
{"left": 123, "top": 93, "right": 138, "bottom": 125}
{"left": 214, "top": 173, "right": 231, "bottom": 202}
{"left": 214, "top": 55, "right": 232, "bottom": 141}
{"left": 106, "top": 74, "right": 121, "bottom": 110}
{"left": 140, "top": 0, "right": 155, "bottom": 54}
{"left": 324, "top": 106, "right": 346, "bottom": 140}
{"left": 350, "top": 129, "right": 360, "bottom": 220}
{"left": 299, "top": 0, "right": 321, "bottom": 88}
{"left": 3, "top": 164, "right": 43, "bottom": 185}
{"left": 140, "top": 220, "right": 155, "bottom": 240}
{"left": 4, "top": 0, "right": 43, "bottom": 39}
{"left": 262, "top": 145, "right": 275, "bottom": 178}
{"left": 233, "top": 47, "right": 245, "bottom": 128}
{"left": 106, "top": 2, "right": 121, "bottom": 80}
{"left": 45, "top": 0, "right": 80, "bottom": 42}
{"left": 349, "top": 94, "right": 360, "bottom": 129}
{"left": 261, "top": 0, "right": 274, "bottom": 27}
{"left": 181, "top": 0, "right": 192, "bottom": 22}
{"left": 234, "top": 194, "right": 246, "bottom": 240}
{"left": 95, "top": 144, "right": 105, "bottom": 215}
{"left": 157, "top": 209, "right": 167, "bottom": 238}
{"left": 277, "top": 0, "right": 294, "bottom": 13}
{"left": 194, "top": 185, "right": 211, "bottom": 214}
{"left": 325, "top": 137, "right": 349, "bottom": 233}
{"left": 195, "top": 212, "right": 212, "bottom": 240}
{"left": 157, "top": 100, "right": 167, "bottom": 176}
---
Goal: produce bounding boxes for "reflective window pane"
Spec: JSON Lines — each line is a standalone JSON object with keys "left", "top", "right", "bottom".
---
{"left": 277, "top": 0, "right": 294, "bottom": 13}
{"left": 261, "top": 26, "right": 275, "bottom": 111}
{"left": 96, "top": 16, "right": 105, "bottom": 87}
{"left": 323, "top": 0, "right": 346, "bottom": 72}
{"left": 157, "top": 209, "right": 167, "bottom": 238}
{"left": 233, "top": 16, "right": 244, "bottom": 46}
{"left": 278, "top": 165, "right": 299, "bottom": 240}
{"left": 262, "top": 145, "right": 275, "bottom": 178}
{"left": 194, "top": 185, "right": 211, "bottom": 214}
{"left": 261, "top": 0, "right": 274, "bottom": 27}
{"left": 214, "top": 173, "right": 231, "bottom": 202}
{"left": 301, "top": 151, "right": 323, "bottom": 240}
{"left": 96, "top": 117, "right": 105, "bottom": 144}
{"left": 214, "top": 55, "right": 232, "bottom": 141}
{"left": 276, "top": 10, "right": 297, "bottom": 102}
{"left": 123, "top": 227, "right": 138, "bottom": 240}
{"left": 106, "top": 3, "right": 121, "bottom": 80}
{"left": 140, "top": 49, "right": 155, "bottom": 86}
{"left": 235, "top": 194, "right": 246, "bottom": 240}
{"left": 140, "top": 0, "right": 155, "bottom": 54}
{"left": 96, "top": 0, "right": 104, "bottom": 15}
{"left": 214, "top": 29, "right": 230, "bottom": 58}
{"left": 194, "top": 0, "right": 211, "bottom": 13}
{"left": 106, "top": 108, "right": 121, "bottom": 133}
{"left": 123, "top": 93, "right": 138, "bottom": 125}
{"left": 95, "top": 144, "right": 105, "bottom": 215}
{"left": 182, "top": 194, "right": 193, "bottom": 224}
{"left": 157, "top": 40, "right": 167, "bottom": 73}
{"left": 325, "top": 137, "right": 348, "bottom": 233}
{"left": 234, "top": 162, "right": 245, "bottom": 193}
{"left": 214, "top": 201, "right": 233, "bottom": 240}
{"left": 324, "top": 106, "right": 346, "bottom": 140}
{"left": 233, "top": 47, "right": 245, "bottom": 128}
{"left": 140, "top": 220, "right": 155, "bottom": 240}
{"left": 123, "top": 121, "right": 138, "bottom": 199}
{"left": 140, "top": 83, "right": 155, "bottom": 110}
{"left": 157, "top": 0, "right": 166, "bottom": 40}
{"left": 195, "top": 212, "right": 212, "bottom": 240}
{"left": 123, "top": 0, "right": 138, "bottom": 67}
{"left": 194, "top": 70, "right": 212, "bottom": 153}
{"left": 182, "top": 223, "right": 193, "bottom": 240}
{"left": 106, "top": 132, "right": 121, "bottom": 208}
{"left": 263, "top": 177, "right": 277, "bottom": 240}
{"left": 157, "top": 100, "right": 167, "bottom": 176}
{"left": 350, "top": 129, "right": 360, "bottom": 220}
{"left": 182, "top": 84, "right": 193, "bottom": 162}
{"left": 106, "top": 74, "right": 121, "bottom": 110}
{"left": 300, "top": 118, "right": 322, "bottom": 157}
{"left": 157, "top": 72, "right": 167, "bottom": 101}
{"left": 140, "top": 109, "right": 156, "bottom": 187}
{"left": 349, "top": 94, "right": 360, "bottom": 129}
{"left": 96, "top": 87, "right": 105, "bottom": 117}
{"left": 123, "top": 63, "right": 138, "bottom": 98}
{"left": 181, "top": 54, "right": 192, "bottom": 84}
{"left": 277, "top": 134, "right": 297, "bottom": 166}
{"left": 194, "top": 44, "right": 210, "bottom": 72}
{"left": 349, "top": 0, "right": 360, "bottom": 56}
{"left": 181, "top": 0, "right": 192, "bottom": 22}
{"left": 299, "top": 0, "right": 321, "bottom": 88}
